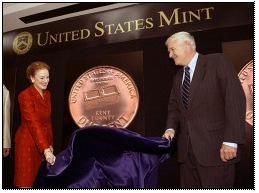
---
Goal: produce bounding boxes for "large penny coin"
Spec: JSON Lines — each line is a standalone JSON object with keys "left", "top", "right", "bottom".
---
{"left": 238, "top": 60, "right": 253, "bottom": 126}
{"left": 69, "top": 66, "right": 139, "bottom": 128}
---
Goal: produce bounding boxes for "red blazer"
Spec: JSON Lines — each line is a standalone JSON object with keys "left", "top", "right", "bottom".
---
{"left": 15, "top": 85, "right": 53, "bottom": 153}
{"left": 166, "top": 53, "right": 246, "bottom": 166}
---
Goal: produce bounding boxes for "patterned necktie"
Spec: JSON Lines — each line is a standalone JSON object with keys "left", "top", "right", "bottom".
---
{"left": 182, "top": 66, "right": 190, "bottom": 108}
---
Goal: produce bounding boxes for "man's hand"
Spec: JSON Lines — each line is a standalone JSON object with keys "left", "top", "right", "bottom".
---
{"left": 162, "top": 130, "right": 175, "bottom": 140}
{"left": 220, "top": 144, "right": 237, "bottom": 162}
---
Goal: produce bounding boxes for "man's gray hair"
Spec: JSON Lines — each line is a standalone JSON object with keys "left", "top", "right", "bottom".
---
{"left": 165, "top": 31, "right": 196, "bottom": 49}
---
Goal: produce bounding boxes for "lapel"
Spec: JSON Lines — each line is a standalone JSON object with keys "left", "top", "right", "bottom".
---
{"left": 188, "top": 54, "right": 207, "bottom": 108}
{"left": 29, "top": 85, "right": 49, "bottom": 108}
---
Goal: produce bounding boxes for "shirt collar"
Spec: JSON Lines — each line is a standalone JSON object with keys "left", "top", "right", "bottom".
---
{"left": 186, "top": 52, "right": 198, "bottom": 72}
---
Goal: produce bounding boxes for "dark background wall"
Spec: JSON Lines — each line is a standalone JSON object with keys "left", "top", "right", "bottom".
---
{"left": 3, "top": 24, "right": 253, "bottom": 188}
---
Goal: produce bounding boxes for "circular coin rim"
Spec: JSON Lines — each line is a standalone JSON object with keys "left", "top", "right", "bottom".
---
{"left": 68, "top": 65, "right": 140, "bottom": 128}
{"left": 238, "top": 59, "right": 253, "bottom": 77}
{"left": 238, "top": 59, "right": 253, "bottom": 127}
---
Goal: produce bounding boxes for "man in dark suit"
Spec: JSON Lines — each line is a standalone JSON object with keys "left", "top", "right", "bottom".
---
{"left": 162, "top": 31, "right": 246, "bottom": 188}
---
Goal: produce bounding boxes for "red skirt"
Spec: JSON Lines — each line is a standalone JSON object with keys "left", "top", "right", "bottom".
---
{"left": 14, "top": 143, "right": 44, "bottom": 187}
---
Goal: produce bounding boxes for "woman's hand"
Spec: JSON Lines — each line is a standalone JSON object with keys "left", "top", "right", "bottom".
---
{"left": 44, "top": 148, "right": 56, "bottom": 165}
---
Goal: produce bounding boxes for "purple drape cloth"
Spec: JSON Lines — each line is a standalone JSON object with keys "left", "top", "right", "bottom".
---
{"left": 33, "top": 126, "right": 174, "bottom": 188}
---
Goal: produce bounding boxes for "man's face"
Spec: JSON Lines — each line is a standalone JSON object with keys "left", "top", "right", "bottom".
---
{"left": 167, "top": 39, "right": 188, "bottom": 66}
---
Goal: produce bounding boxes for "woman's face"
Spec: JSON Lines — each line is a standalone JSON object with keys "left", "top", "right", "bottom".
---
{"left": 31, "top": 68, "right": 49, "bottom": 91}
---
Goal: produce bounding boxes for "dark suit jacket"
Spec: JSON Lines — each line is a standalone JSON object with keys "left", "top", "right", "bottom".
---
{"left": 166, "top": 53, "right": 246, "bottom": 166}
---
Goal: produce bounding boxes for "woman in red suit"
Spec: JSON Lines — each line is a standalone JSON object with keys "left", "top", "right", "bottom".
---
{"left": 14, "top": 61, "right": 56, "bottom": 188}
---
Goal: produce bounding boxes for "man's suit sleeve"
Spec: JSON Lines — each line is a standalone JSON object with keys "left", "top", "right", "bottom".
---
{"left": 166, "top": 80, "right": 180, "bottom": 133}
{"left": 216, "top": 54, "right": 246, "bottom": 144}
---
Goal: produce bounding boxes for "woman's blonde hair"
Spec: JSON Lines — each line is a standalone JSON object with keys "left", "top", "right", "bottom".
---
{"left": 26, "top": 61, "right": 50, "bottom": 83}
